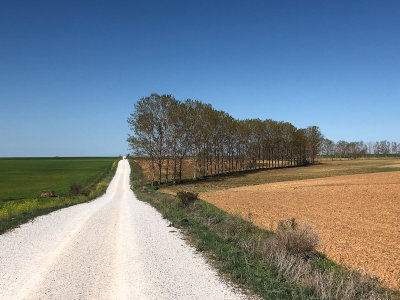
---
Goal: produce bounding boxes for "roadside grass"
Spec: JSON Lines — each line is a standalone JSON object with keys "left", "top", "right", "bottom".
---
{"left": 130, "top": 160, "right": 398, "bottom": 300}
{"left": 0, "top": 157, "right": 117, "bottom": 201}
{"left": 0, "top": 158, "right": 119, "bottom": 234}
{"left": 159, "top": 158, "right": 400, "bottom": 194}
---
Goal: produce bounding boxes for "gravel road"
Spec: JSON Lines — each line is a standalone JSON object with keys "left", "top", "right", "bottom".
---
{"left": 0, "top": 159, "right": 246, "bottom": 299}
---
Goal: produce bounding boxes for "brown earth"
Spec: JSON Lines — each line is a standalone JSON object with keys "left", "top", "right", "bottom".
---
{"left": 200, "top": 171, "right": 400, "bottom": 290}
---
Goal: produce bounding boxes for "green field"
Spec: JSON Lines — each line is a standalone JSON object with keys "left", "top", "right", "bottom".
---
{"left": 0, "top": 157, "right": 117, "bottom": 201}
{"left": 0, "top": 157, "right": 119, "bottom": 234}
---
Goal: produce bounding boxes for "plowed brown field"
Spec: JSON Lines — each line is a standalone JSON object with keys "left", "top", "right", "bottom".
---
{"left": 200, "top": 171, "right": 400, "bottom": 290}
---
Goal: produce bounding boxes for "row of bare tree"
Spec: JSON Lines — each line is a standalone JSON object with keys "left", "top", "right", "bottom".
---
{"left": 127, "top": 94, "right": 324, "bottom": 185}
{"left": 320, "top": 139, "right": 400, "bottom": 159}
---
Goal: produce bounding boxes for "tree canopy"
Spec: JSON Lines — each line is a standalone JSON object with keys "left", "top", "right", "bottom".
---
{"left": 128, "top": 93, "right": 324, "bottom": 185}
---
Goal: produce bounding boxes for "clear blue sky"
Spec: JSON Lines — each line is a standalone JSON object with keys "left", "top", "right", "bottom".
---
{"left": 1, "top": 0, "right": 399, "bottom": 156}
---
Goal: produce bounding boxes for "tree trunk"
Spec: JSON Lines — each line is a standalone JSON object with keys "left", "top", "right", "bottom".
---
{"left": 151, "top": 158, "right": 155, "bottom": 186}
{"left": 179, "top": 158, "right": 183, "bottom": 182}
{"left": 165, "top": 157, "right": 169, "bottom": 183}
{"left": 173, "top": 156, "right": 177, "bottom": 184}
{"left": 193, "top": 152, "right": 197, "bottom": 180}
{"left": 158, "top": 160, "right": 162, "bottom": 184}
{"left": 221, "top": 151, "right": 223, "bottom": 172}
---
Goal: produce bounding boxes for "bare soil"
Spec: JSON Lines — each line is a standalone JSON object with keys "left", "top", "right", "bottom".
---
{"left": 200, "top": 171, "right": 400, "bottom": 290}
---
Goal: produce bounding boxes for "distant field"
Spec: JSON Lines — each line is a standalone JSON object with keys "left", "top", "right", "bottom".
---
{"left": 136, "top": 158, "right": 294, "bottom": 185}
{"left": 160, "top": 158, "right": 400, "bottom": 194}
{"left": 0, "top": 157, "right": 117, "bottom": 201}
{"left": 135, "top": 159, "right": 194, "bottom": 182}
{"left": 200, "top": 171, "right": 400, "bottom": 290}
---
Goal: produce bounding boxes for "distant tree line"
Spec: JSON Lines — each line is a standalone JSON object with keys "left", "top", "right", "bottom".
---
{"left": 127, "top": 94, "right": 323, "bottom": 185}
{"left": 319, "top": 139, "right": 400, "bottom": 159}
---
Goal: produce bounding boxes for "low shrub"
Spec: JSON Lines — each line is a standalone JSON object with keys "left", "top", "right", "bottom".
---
{"left": 276, "top": 218, "right": 320, "bottom": 257}
{"left": 176, "top": 191, "right": 198, "bottom": 207}
{"left": 94, "top": 182, "right": 108, "bottom": 194}
{"left": 69, "top": 182, "right": 89, "bottom": 196}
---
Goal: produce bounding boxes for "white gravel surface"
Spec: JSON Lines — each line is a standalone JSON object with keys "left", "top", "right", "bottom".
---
{"left": 0, "top": 159, "right": 246, "bottom": 300}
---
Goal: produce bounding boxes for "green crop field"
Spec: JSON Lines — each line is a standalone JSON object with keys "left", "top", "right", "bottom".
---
{"left": 0, "top": 157, "right": 118, "bottom": 201}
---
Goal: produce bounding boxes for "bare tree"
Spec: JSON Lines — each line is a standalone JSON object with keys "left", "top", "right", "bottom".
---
{"left": 128, "top": 94, "right": 324, "bottom": 184}
{"left": 391, "top": 142, "right": 398, "bottom": 154}
{"left": 305, "top": 126, "right": 324, "bottom": 164}
{"left": 366, "top": 141, "right": 375, "bottom": 154}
